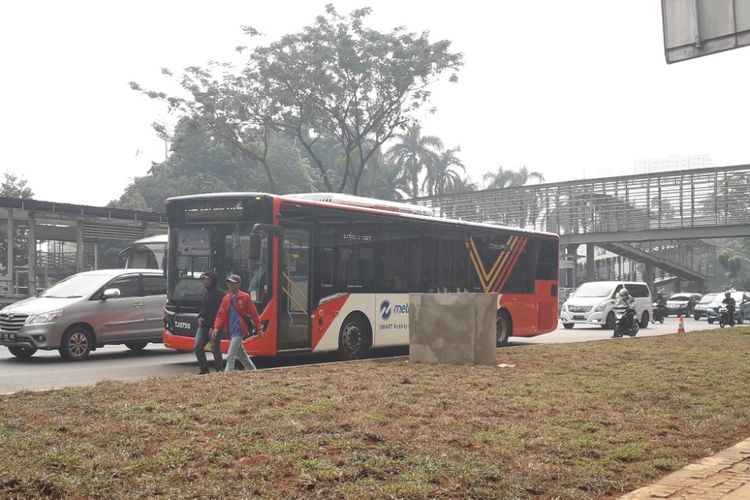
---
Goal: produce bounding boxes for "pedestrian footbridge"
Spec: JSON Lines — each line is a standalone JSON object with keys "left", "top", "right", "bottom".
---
{"left": 414, "top": 164, "right": 750, "bottom": 288}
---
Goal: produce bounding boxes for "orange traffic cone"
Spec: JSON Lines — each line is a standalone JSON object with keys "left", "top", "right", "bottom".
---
{"left": 677, "top": 315, "right": 686, "bottom": 335}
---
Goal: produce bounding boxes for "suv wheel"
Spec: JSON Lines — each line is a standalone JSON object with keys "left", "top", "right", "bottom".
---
{"left": 8, "top": 346, "right": 37, "bottom": 359}
{"left": 59, "top": 327, "right": 93, "bottom": 361}
{"left": 125, "top": 342, "right": 148, "bottom": 352}
{"left": 639, "top": 311, "right": 650, "bottom": 329}
{"left": 603, "top": 311, "right": 616, "bottom": 330}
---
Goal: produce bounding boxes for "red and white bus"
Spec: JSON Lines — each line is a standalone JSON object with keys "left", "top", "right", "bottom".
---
{"left": 162, "top": 192, "right": 559, "bottom": 358}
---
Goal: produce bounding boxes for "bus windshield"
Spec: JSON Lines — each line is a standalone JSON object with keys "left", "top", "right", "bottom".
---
{"left": 169, "top": 224, "right": 268, "bottom": 307}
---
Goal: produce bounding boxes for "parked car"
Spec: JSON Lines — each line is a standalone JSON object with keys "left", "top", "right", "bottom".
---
{"left": 665, "top": 293, "right": 702, "bottom": 317}
{"left": 692, "top": 293, "right": 720, "bottom": 320}
{"left": 0, "top": 269, "right": 166, "bottom": 361}
{"left": 560, "top": 281, "right": 652, "bottom": 330}
{"left": 706, "top": 291, "right": 750, "bottom": 325}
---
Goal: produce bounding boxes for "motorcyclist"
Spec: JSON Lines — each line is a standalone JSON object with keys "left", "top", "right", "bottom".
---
{"left": 615, "top": 288, "right": 635, "bottom": 309}
{"left": 722, "top": 291, "right": 736, "bottom": 325}
{"left": 654, "top": 290, "right": 666, "bottom": 308}
{"left": 612, "top": 288, "right": 636, "bottom": 337}
{"left": 652, "top": 290, "right": 667, "bottom": 323}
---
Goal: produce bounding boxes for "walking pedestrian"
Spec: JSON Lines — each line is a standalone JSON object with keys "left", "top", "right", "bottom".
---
{"left": 194, "top": 271, "right": 225, "bottom": 374}
{"left": 214, "top": 274, "right": 263, "bottom": 372}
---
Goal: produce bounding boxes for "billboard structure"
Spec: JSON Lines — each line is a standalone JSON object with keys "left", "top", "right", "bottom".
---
{"left": 662, "top": 0, "right": 750, "bottom": 63}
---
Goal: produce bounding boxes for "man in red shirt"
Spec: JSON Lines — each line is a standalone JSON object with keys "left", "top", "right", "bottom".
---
{"left": 213, "top": 274, "right": 263, "bottom": 372}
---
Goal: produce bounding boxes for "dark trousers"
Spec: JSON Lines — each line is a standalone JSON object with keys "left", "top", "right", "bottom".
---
{"left": 194, "top": 326, "right": 223, "bottom": 372}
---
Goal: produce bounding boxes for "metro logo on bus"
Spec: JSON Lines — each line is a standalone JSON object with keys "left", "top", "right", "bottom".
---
{"left": 380, "top": 300, "right": 392, "bottom": 320}
{"left": 380, "top": 300, "right": 408, "bottom": 321}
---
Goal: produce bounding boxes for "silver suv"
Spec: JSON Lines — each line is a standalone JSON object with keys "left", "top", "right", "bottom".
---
{"left": 0, "top": 269, "right": 166, "bottom": 361}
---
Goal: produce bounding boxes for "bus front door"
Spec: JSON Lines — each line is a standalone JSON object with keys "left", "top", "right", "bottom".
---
{"left": 278, "top": 228, "right": 312, "bottom": 350}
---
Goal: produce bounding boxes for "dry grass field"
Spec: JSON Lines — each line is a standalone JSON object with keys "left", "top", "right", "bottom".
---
{"left": 1, "top": 328, "right": 749, "bottom": 499}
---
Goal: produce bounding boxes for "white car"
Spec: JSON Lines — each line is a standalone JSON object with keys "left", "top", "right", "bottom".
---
{"left": 560, "top": 281, "right": 653, "bottom": 330}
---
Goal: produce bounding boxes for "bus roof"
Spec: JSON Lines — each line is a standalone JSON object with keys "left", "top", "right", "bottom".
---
{"left": 165, "top": 192, "right": 559, "bottom": 239}
{"left": 133, "top": 234, "right": 168, "bottom": 244}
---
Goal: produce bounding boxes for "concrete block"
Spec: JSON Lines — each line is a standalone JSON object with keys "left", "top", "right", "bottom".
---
{"left": 408, "top": 293, "right": 497, "bottom": 366}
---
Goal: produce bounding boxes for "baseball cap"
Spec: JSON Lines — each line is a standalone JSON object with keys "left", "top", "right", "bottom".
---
{"left": 226, "top": 274, "right": 241, "bottom": 284}
{"left": 201, "top": 271, "right": 218, "bottom": 281}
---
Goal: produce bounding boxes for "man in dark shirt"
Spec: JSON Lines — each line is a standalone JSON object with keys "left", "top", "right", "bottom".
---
{"left": 194, "top": 271, "right": 225, "bottom": 374}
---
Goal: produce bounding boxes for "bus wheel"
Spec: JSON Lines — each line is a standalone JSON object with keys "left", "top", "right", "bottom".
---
{"left": 338, "top": 315, "right": 372, "bottom": 360}
{"left": 496, "top": 311, "right": 512, "bottom": 347}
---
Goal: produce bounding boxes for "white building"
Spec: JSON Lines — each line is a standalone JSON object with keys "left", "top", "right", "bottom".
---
{"left": 634, "top": 154, "right": 714, "bottom": 175}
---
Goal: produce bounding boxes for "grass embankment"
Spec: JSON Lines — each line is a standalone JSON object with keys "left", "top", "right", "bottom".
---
{"left": 2, "top": 329, "right": 750, "bottom": 499}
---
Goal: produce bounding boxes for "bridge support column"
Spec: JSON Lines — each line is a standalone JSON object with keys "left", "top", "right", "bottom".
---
{"left": 586, "top": 243, "right": 595, "bottom": 282}
{"left": 6, "top": 209, "right": 13, "bottom": 295}
{"left": 27, "top": 212, "right": 36, "bottom": 296}
{"left": 644, "top": 263, "right": 655, "bottom": 296}
{"left": 564, "top": 244, "right": 579, "bottom": 288}
{"left": 76, "top": 220, "right": 84, "bottom": 273}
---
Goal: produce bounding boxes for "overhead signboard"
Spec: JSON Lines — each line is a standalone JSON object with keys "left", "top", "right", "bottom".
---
{"left": 662, "top": 0, "right": 750, "bottom": 63}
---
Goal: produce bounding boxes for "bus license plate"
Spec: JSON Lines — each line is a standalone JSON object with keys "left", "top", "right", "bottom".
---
{"left": 0, "top": 332, "right": 15, "bottom": 342}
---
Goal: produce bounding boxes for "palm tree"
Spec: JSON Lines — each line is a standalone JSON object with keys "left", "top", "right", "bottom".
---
{"left": 482, "top": 166, "right": 518, "bottom": 189}
{"left": 422, "top": 147, "right": 466, "bottom": 197}
{"left": 514, "top": 166, "right": 545, "bottom": 185}
{"left": 387, "top": 124, "right": 443, "bottom": 198}
{"left": 482, "top": 165, "right": 545, "bottom": 189}
{"left": 359, "top": 145, "right": 409, "bottom": 200}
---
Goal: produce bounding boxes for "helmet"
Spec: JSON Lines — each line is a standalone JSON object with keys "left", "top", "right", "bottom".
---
{"left": 619, "top": 289, "right": 630, "bottom": 297}
{"left": 725, "top": 291, "right": 732, "bottom": 298}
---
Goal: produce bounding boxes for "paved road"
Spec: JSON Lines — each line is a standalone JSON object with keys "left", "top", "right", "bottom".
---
{"left": 512, "top": 315, "right": 721, "bottom": 345}
{"left": 0, "top": 316, "right": 723, "bottom": 393}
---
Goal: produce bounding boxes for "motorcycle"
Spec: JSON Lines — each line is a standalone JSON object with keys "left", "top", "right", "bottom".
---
{"left": 718, "top": 305, "right": 735, "bottom": 328}
{"left": 613, "top": 305, "right": 639, "bottom": 337}
{"left": 652, "top": 302, "right": 667, "bottom": 324}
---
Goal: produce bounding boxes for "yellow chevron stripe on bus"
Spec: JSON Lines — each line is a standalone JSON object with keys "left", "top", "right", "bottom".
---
{"left": 466, "top": 235, "right": 520, "bottom": 292}
{"left": 467, "top": 236, "right": 515, "bottom": 284}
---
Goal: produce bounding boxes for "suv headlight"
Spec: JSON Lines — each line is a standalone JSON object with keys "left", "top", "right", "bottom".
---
{"left": 594, "top": 301, "right": 609, "bottom": 312}
{"left": 26, "top": 309, "right": 64, "bottom": 325}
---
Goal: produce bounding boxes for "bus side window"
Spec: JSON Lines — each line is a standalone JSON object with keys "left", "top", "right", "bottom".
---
{"left": 318, "top": 247, "right": 334, "bottom": 290}
{"left": 536, "top": 239, "right": 558, "bottom": 280}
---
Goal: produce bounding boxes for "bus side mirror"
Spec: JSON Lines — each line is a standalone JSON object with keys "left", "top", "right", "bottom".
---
{"left": 249, "top": 234, "right": 262, "bottom": 261}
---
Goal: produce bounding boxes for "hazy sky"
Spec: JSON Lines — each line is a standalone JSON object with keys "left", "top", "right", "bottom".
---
{"left": 2, "top": 1, "right": 749, "bottom": 206}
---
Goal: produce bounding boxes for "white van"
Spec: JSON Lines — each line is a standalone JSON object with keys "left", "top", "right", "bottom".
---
{"left": 560, "top": 281, "right": 652, "bottom": 330}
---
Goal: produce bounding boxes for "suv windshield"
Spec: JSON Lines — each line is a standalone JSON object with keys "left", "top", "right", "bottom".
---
{"left": 699, "top": 294, "right": 717, "bottom": 304}
{"left": 572, "top": 282, "right": 614, "bottom": 298}
{"left": 169, "top": 224, "right": 268, "bottom": 308}
{"left": 669, "top": 294, "right": 692, "bottom": 301}
{"left": 40, "top": 274, "right": 109, "bottom": 298}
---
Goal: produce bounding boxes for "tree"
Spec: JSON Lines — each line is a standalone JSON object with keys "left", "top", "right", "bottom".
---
{"left": 387, "top": 124, "right": 443, "bottom": 198}
{"left": 482, "top": 166, "right": 545, "bottom": 189}
{"left": 422, "top": 147, "right": 465, "bottom": 197}
{"left": 110, "top": 118, "right": 317, "bottom": 211}
{"left": 132, "top": 5, "right": 462, "bottom": 195}
{"left": 718, "top": 249, "right": 743, "bottom": 285}
{"left": 0, "top": 172, "right": 33, "bottom": 199}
